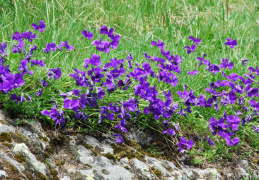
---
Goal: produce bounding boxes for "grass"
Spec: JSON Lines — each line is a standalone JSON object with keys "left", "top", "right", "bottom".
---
{"left": 0, "top": 0, "right": 259, "bottom": 166}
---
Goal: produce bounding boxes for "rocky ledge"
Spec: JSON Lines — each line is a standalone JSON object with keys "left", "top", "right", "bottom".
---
{"left": 0, "top": 109, "right": 258, "bottom": 180}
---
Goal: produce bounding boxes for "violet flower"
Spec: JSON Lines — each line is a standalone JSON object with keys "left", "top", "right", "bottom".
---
{"left": 43, "top": 42, "right": 56, "bottom": 53}
{"left": 177, "top": 136, "right": 193, "bottom": 152}
{"left": 82, "top": 30, "right": 93, "bottom": 40}
{"left": 162, "top": 128, "right": 176, "bottom": 136}
{"left": 48, "top": 68, "right": 62, "bottom": 80}
{"left": 252, "top": 125, "right": 259, "bottom": 133}
{"left": 188, "top": 36, "right": 201, "bottom": 45}
{"left": 225, "top": 38, "right": 237, "bottom": 49}
{"left": 219, "top": 58, "right": 234, "bottom": 70}
{"left": 187, "top": 70, "right": 199, "bottom": 76}
{"left": 84, "top": 54, "right": 102, "bottom": 67}
{"left": 242, "top": 59, "right": 248, "bottom": 66}
{"left": 31, "top": 20, "right": 46, "bottom": 33}
{"left": 184, "top": 44, "right": 196, "bottom": 54}
{"left": 31, "top": 60, "right": 45, "bottom": 67}
{"left": 204, "top": 136, "right": 214, "bottom": 146}
{"left": 57, "top": 41, "right": 74, "bottom": 51}
{"left": 113, "top": 134, "right": 124, "bottom": 143}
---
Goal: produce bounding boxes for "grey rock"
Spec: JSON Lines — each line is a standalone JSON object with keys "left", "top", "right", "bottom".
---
{"left": 235, "top": 167, "right": 249, "bottom": 179}
{"left": 60, "top": 176, "right": 71, "bottom": 180}
{"left": 77, "top": 145, "right": 95, "bottom": 165}
{"left": 195, "top": 168, "right": 221, "bottom": 180}
{"left": 101, "top": 144, "right": 114, "bottom": 155}
{"left": 85, "top": 135, "right": 100, "bottom": 148}
{"left": 132, "top": 158, "right": 154, "bottom": 180}
{"left": 0, "top": 170, "right": 8, "bottom": 178}
{"left": 13, "top": 143, "right": 47, "bottom": 175}
{"left": 3, "top": 155, "right": 25, "bottom": 172}
{"left": 239, "top": 160, "right": 249, "bottom": 169}
{"left": 127, "top": 127, "right": 154, "bottom": 146}
{"left": 145, "top": 156, "right": 170, "bottom": 176}
{"left": 0, "top": 124, "right": 15, "bottom": 133}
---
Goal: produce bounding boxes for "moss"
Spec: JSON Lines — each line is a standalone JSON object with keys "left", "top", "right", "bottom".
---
{"left": 10, "top": 132, "right": 28, "bottom": 143}
{"left": 56, "top": 160, "right": 65, "bottom": 166}
{"left": 85, "top": 164, "right": 92, "bottom": 168}
{"left": 103, "top": 152, "right": 116, "bottom": 160}
{"left": 0, "top": 132, "right": 13, "bottom": 142}
{"left": 84, "top": 144, "right": 93, "bottom": 149}
{"left": 46, "top": 146, "right": 54, "bottom": 154}
{"left": 39, "top": 135, "right": 48, "bottom": 142}
{"left": 51, "top": 135, "right": 66, "bottom": 146}
{"left": 50, "top": 169, "right": 58, "bottom": 175}
{"left": 150, "top": 166, "right": 162, "bottom": 177}
{"left": 90, "top": 149, "right": 99, "bottom": 156}
{"left": 10, "top": 164, "right": 18, "bottom": 172}
{"left": 35, "top": 171, "right": 48, "bottom": 180}
{"left": 14, "top": 154, "right": 26, "bottom": 163}
{"left": 124, "top": 166, "right": 131, "bottom": 170}
{"left": 44, "top": 152, "right": 50, "bottom": 158}
{"left": 2, "top": 142, "right": 12, "bottom": 148}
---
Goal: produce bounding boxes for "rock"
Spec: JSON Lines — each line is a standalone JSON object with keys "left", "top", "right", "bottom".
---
{"left": 3, "top": 155, "right": 25, "bottom": 172}
{"left": 194, "top": 168, "right": 221, "bottom": 180}
{"left": 60, "top": 175, "right": 71, "bottom": 180}
{"left": 127, "top": 127, "right": 154, "bottom": 146}
{"left": 77, "top": 145, "right": 95, "bottom": 165}
{"left": 13, "top": 143, "right": 47, "bottom": 175}
{"left": 235, "top": 167, "right": 249, "bottom": 179}
{"left": 145, "top": 156, "right": 170, "bottom": 177}
{"left": 0, "top": 124, "right": 15, "bottom": 133}
{"left": 0, "top": 170, "right": 8, "bottom": 178}
{"left": 132, "top": 158, "right": 154, "bottom": 180}
{"left": 85, "top": 135, "right": 100, "bottom": 148}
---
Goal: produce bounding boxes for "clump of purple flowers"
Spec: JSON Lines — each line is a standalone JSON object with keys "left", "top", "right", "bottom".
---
{"left": 1, "top": 20, "right": 258, "bottom": 157}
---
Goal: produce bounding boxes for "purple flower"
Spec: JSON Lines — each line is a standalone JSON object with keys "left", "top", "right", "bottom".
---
{"left": 57, "top": 41, "right": 74, "bottom": 51}
{"left": 226, "top": 115, "right": 240, "bottom": 131}
{"left": 35, "top": 88, "right": 43, "bottom": 97}
{"left": 242, "top": 59, "right": 248, "bottom": 66}
{"left": 209, "top": 117, "right": 228, "bottom": 136}
{"left": 162, "top": 128, "right": 176, "bottom": 136}
{"left": 100, "top": 26, "right": 113, "bottom": 35}
{"left": 113, "top": 134, "right": 124, "bottom": 143}
{"left": 31, "top": 60, "right": 45, "bottom": 67}
{"left": 91, "top": 38, "right": 111, "bottom": 53}
{"left": 82, "top": 30, "right": 93, "bottom": 40}
{"left": 252, "top": 125, "right": 259, "bottom": 133}
{"left": 48, "top": 68, "right": 62, "bottom": 80}
{"left": 177, "top": 136, "right": 193, "bottom": 152}
{"left": 188, "top": 36, "right": 201, "bottom": 45}
{"left": 219, "top": 58, "right": 234, "bottom": 70}
{"left": 31, "top": 20, "right": 46, "bottom": 33}
{"left": 12, "top": 40, "right": 25, "bottom": 54}
{"left": 41, "top": 107, "right": 65, "bottom": 126}
{"left": 176, "top": 107, "right": 187, "bottom": 117}
{"left": 10, "top": 93, "right": 21, "bottom": 104}
{"left": 0, "top": 42, "right": 7, "bottom": 56}
{"left": 43, "top": 42, "right": 56, "bottom": 53}
{"left": 223, "top": 135, "right": 240, "bottom": 146}
{"left": 84, "top": 54, "right": 102, "bottom": 67}
{"left": 187, "top": 70, "right": 199, "bottom": 76}
{"left": 204, "top": 136, "right": 214, "bottom": 146}
{"left": 41, "top": 80, "right": 48, "bottom": 87}
{"left": 208, "top": 64, "right": 220, "bottom": 75}
{"left": 151, "top": 39, "right": 164, "bottom": 49}
{"left": 184, "top": 44, "right": 196, "bottom": 54}
{"left": 225, "top": 38, "right": 237, "bottom": 49}
{"left": 27, "top": 94, "right": 33, "bottom": 102}
{"left": 63, "top": 98, "right": 79, "bottom": 111}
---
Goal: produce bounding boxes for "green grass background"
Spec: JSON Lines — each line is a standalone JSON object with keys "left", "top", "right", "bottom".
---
{"left": 0, "top": 0, "right": 259, "bottom": 164}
